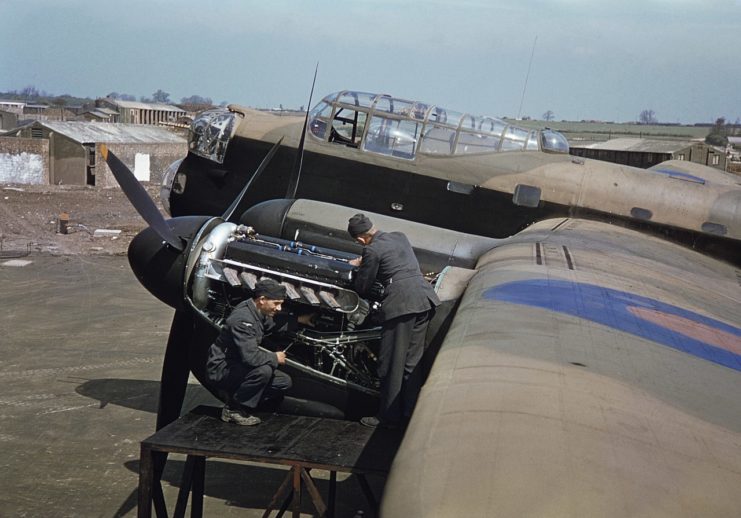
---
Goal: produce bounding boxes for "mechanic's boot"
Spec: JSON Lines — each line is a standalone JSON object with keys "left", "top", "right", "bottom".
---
{"left": 221, "top": 406, "right": 261, "bottom": 426}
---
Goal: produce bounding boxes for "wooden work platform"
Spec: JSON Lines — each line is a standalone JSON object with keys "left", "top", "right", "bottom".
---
{"left": 138, "top": 406, "right": 403, "bottom": 517}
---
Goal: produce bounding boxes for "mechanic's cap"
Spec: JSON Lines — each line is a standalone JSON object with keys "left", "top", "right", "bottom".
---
{"left": 348, "top": 213, "right": 373, "bottom": 237}
{"left": 253, "top": 278, "right": 287, "bottom": 300}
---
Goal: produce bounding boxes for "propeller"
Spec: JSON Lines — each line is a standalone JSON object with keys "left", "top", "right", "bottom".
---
{"left": 102, "top": 135, "right": 285, "bottom": 309}
{"left": 286, "top": 62, "right": 319, "bottom": 199}
{"left": 100, "top": 144, "right": 184, "bottom": 251}
{"left": 221, "top": 136, "right": 284, "bottom": 222}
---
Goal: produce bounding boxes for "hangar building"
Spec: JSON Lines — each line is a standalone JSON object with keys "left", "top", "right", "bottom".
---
{"left": 0, "top": 121, "right": 186, "bottom": 186}
{"left": 569, "top": 138, "right": 727, "bottom": 170}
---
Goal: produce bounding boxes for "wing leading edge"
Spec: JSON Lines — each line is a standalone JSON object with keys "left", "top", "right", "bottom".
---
{"left": 382, "top": 218, "right": 741, "bottom": 517}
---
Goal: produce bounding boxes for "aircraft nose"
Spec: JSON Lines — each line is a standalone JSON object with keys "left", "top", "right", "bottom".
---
{"left": 127, "top": 216, "right": 212, "bottom": 310}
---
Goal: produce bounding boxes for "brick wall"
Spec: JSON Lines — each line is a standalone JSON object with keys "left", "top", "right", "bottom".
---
{"left": 95, "top": 142, "right": 187, "bottom": 188}
{"left": 0, "top": 137, "right": 49, "bottom": 184}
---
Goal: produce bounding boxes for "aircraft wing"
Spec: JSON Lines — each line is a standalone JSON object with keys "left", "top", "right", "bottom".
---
{"left": 382, "top": 218, "right": 741, "bottom": 517}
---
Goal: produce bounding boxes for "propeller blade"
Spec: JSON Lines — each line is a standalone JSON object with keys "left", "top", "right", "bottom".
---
{"left": 155, "top": 310, "right": 194, "bottom": 430}
{"left": 151, "top": 309, "right": 194, "bottom": 515}
{"left": 222, "top": 136, "right": 284, "bottom": 222}
{"left": 286, "top": 62, "right": 319, "bottom": 199}
{"left": 100, "top": 144, "right": 184, "bottom": 251}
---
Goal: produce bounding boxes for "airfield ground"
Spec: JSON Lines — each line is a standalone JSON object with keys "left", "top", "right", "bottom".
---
{"left": 0, "top": 183, "right": 151, "bottom": 257}
{"left": 0, "top": 185, "right": 381, "bottom": 517}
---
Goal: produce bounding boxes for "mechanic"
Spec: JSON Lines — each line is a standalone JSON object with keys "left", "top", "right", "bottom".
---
{"left": 206, "top": 278, "right": 302, "bottom": 426}
{"left": 348, "top": 214, "right": 440, "bottom": 428}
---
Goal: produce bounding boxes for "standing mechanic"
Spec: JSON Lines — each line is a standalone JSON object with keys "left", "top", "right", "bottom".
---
{"left": 348, "top": 214, "right": 440, "bottom": 428}
{"left": 207, "top": 278, "right": 306, "bottom": 426}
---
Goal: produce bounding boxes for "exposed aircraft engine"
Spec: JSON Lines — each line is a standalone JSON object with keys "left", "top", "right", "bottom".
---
{"left": 187, "top": 221, "right": 387, "bottom": 395}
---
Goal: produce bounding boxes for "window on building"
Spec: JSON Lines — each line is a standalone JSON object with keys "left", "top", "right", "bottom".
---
{"left": 678, "top": 154, "right": 685, "bottom": 161}
{"left": 712, "top": 154, "right": 719, "bottom": 165}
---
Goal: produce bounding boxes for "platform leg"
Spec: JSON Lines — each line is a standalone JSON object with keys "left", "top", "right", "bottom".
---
{"left": 300, "top": 468, "right": 327, "bottom": 517}
{"left": 291, "top": 466, "right": 302, "bottom": 518}
{"left": 191, "top": 456, "right": 205, "bottom": 518}
{"left": 151, "top": 451, "right": 169, "bottom": 518}
{"left": 327, "top": 471, "right": 337, "bottom": 518}
{"left": 138, "top": 445, "right": 154, "bottom": 518}
{"left": 262, "top": 468, "right": 294, "bottom": 518}
{"left": 173, "top": 456, "right": 195, "bottom": 518}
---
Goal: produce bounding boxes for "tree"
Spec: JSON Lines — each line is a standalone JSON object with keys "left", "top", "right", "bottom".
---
{"left": 52, "top": 96, "right": 67, "bottom": 121}
{"left": 180, "top": 94, "right": 212, "bottom": 105}
{"left": 542, "top": 110, "right": 554, "bottom": 121}
{"left": 639, "top": 109, "right": 658, "bottom": 124}
{"left": 151, "top": 89, "right": 171, "bottom": 103}
{"left": 20, "top": 85, "right": 40, "bottom": 100}
{"left": 705, "top": 117, "right": 728, "bottom": 146}
{"left": 179, "top": 95, "right": 214, "bottom": 112}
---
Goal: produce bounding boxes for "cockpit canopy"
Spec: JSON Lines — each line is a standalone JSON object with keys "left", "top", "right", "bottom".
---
{"left": 309, "top": 91, "right": 569, "bottom": 160}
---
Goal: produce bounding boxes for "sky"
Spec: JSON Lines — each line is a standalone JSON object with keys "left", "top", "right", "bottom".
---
{"left": 1, "top": 0, "right": 740, "bottom": 124}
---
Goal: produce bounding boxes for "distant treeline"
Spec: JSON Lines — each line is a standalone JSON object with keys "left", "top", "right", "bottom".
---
{"left": 0, "top": 86, "right": 220, "bottom": 111}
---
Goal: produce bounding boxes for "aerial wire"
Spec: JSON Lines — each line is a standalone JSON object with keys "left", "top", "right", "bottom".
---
{"left": 517, "top": 35, "right": 537, "bottom": 120}
{"left": 286, "top": 62, "right": 319, "bottom": 199}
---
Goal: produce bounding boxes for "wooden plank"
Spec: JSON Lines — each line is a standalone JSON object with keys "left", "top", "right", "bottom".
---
{"left": 141, "top": 406, "right": 400, "bottom": 474}
{"left": 139, "top": 406, "right": 398, "bottom": 518}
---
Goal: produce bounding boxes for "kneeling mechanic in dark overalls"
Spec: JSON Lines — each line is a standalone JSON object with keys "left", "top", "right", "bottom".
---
{"left": 207, "top": 278, "right": 305, "bottom": 426}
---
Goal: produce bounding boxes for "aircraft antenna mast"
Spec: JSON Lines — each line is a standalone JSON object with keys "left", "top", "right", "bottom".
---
{"left": 286, "top": 62, "right": 319, "bottom": 199}
{"left": 517, "top": 36, "right": 537, "bottom": 120}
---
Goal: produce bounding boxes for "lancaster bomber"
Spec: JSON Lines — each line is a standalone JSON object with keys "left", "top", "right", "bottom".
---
{"left": 110, "top": 90, "right": 741, "bottom": 516}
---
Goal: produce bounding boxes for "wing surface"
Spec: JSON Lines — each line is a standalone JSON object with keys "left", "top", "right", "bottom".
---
{"left": 382, "top": 218, "right": 741, "bottom": 517}
{"left": 649, "top": 159, "right": 741, "bottom": 186}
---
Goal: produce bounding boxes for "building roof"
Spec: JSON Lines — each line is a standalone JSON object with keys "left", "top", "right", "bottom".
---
{"left": 80, "top": 109, "right": 114, "bottom": 120}
{"left": 36, "top": 121, "right": 186, "bottom": 144}
{"left": 96, "top": 107, "right": 119, "bottom": 116}
{"left": 105, "top": 99, "right": 186, "bottom": 113}
{"left": 573, "top": 138, "right": 695, "bottom": 153}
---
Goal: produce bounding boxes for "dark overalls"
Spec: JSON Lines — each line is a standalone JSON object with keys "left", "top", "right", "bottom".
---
{"left": 354, "top": 231, "right": 440, "bottom": 424}
{"left": 206, "top": 299, "right": 292, "bottom": 410}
